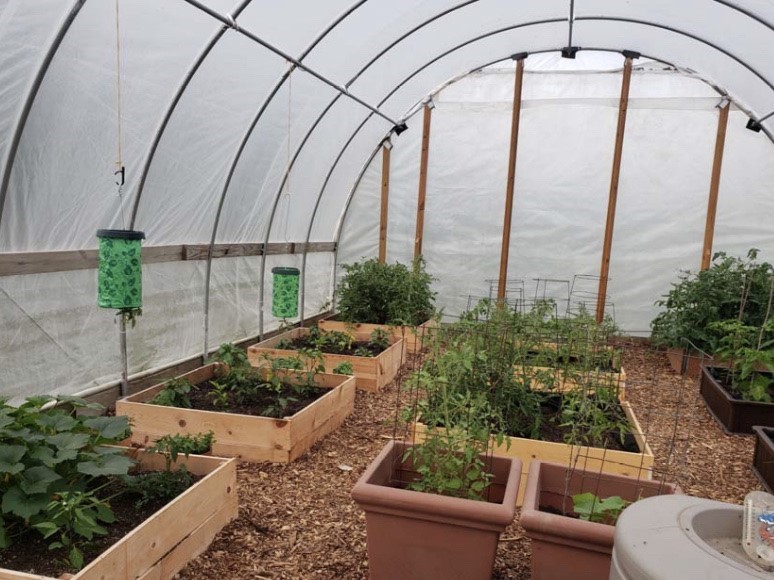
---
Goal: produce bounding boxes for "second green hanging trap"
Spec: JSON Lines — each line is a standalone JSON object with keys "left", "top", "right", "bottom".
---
{"left": 272, "top": 266, "right": 300, "bottom": 318}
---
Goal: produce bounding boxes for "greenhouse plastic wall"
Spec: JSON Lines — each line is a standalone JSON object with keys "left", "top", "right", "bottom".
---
{"left": 338, "top": 57, "right": 774, "bottom": 333}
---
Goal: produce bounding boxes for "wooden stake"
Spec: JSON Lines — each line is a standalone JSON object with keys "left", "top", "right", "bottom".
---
{"left": 701, "top": 101, "right": 730, "bottom": 270}
{"left": 378, "top": 144, "right": 391, "bottom": 263}
{"left": 498, "top": 57, "right": 526, "bottom": 301}
{"left": 596, "top": 57, "right": 633, "bottom": 323}
{"left": 414, "top": 104, "right": 433, "bottom": 258}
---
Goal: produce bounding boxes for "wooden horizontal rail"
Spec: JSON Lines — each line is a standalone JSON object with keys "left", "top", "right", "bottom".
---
{"left": 0, "top": 242, "right": 336, "bottom": 277}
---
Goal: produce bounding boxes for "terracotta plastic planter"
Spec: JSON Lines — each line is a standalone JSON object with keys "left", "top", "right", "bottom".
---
{"left": 752, "top": 426, "right": 774, "bottom": 492}
{"left": 700, "top": 366, "right": 774, "bottom": 434}
{"left": 351, "top": 440, "right": 522, "bottom": 580}
{"left": 520, "top": 460, "right": 680, "bottom": 580}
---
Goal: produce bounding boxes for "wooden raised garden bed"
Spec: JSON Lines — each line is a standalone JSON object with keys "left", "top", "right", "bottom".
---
{"left": 247, "top": 327, "right": 403, "bottom": 392}
{"left": 0, "top": 449, "right": 237, "bottom": 580}
{"left": 699, "top": 366, "right": 774, "bottom": 434}
{"left": 752, "top": 426, "right": 774, "bottom": 493}
{"left": 413, "top": 400, "right": 653, "bottom": 506}
{"left": 318, "top": 316, "right": 437, "bottom": 356}
{"left": 516, "top": 365, "right": 627, "bottom": 401}
{"left": 117, "top": 363, "right": 356, "bottom": 463}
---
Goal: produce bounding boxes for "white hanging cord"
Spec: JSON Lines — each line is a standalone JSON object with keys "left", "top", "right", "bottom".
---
{"left": 114, "top": 0, "right": 127, "bottom": 229}
{"left": 283, "top": 63, "right": 293, "bottom": 241}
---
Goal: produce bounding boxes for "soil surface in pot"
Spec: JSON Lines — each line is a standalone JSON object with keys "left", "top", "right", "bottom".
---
{"left": 282, "top": 337, "right": 387, "bottom": 357}
{"left": 189, "top": 379, "right": 330, "bottom": 418}
{"left": 0, "top": 472, "right": 199, "bottom": 578}
{"left": 709, "top": 367, "right": 774, "bottom": 401}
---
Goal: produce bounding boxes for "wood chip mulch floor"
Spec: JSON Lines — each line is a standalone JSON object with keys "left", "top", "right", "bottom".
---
{"left": 178, "top": 343, "right": 764, "bottom": 579}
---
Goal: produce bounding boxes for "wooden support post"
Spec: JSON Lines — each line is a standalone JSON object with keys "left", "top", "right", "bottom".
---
{"left": 701, "top": 101, "right": 730, "bottom": 270}
{"left": 414, "top": 104, "right": 433, "bottom": 259}
{"left": 378, "top": 144, "right": 391, "bottom": 263}
{"left": 596, "top": 57, "right": 634, "bottom": 323}
{"left": 498, "top": 57, "right": 526, "bottom": 302}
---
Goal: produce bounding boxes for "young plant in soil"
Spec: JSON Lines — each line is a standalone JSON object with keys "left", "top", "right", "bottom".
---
{"left": 708, "top": 319, "right": 774, "bottom": 402}
{"left": 572, "top": 492, "right": 630, "bottom": 525}
{"left": 122, "top": 432, "right": 213, "bottom": 508}
{"left": 281, "top": 326, "right": 392, "bottom": 357}
{"left": 151, "top": 343, "right": 330, "bottom": 419}
{"left": 336, "top": 257, "right": 436, "bottom": 326}
{"left": 403, "top": 378, "right": 505, "bottom": 501}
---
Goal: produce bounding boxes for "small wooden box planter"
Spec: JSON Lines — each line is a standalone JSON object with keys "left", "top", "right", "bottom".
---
{"left": 667, "top": 347, "right": 711, "bottom": 378}
{"left": 247, "top": 327, "right": 403, "bottom": 392}
{"left": 752, "top": 426, "right": 774, "bottom": 492}
{"left": 516, "top": 365, "right": 627, "bottom": 401}
{"left": 318, "top": 316, "right": 437, "bottom": 356}
{"left": 116, "top": 363, "right": 356, "bottom": 463}
{"left": 413, "top": 400, "right": 653, "bottom": 506}
{"left": 699, "top": 366, "right": 774, "bottom": 434}
{"left": 520, "top": 460, "right": 679, "bottom": 580}
{"left": 351, "top": 439, "right": 522, "bottom": 580}
{"left": 0, "top": 449, "right": 237, "bottom": 580}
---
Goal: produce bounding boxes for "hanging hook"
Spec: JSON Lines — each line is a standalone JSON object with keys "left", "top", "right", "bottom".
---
{"left": 115, "top": 165, "right": 125, "bottom": 187}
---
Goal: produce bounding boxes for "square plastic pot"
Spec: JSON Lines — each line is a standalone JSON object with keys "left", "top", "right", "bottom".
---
{"left": 351, "top": 440, "right": 522, "bottom": 580}
{"left": 520, "top": 460, "right": 680, "bottom": 580}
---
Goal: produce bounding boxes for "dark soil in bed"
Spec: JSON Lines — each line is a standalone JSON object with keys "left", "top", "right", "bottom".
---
{"left": 286, "top": 337, "right": 386, "bottom": 357}
{"left": 189, "top": 379, "right": 330, "bottom": 418}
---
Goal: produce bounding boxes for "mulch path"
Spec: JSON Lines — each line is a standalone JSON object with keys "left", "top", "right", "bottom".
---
{"left": 178, "top": 343, "right": 764, "bottom": 580}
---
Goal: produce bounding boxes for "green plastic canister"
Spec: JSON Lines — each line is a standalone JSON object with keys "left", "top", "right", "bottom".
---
{"left": 272, "top": 266, "right": 300, "bottom": 318}
{"left": 96, "top": 229, "right": 145, "bottom": 309}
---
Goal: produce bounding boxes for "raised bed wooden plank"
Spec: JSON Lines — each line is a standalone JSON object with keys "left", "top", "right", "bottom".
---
{"left": 412, "top": 400, "right": 653, "bottom": 506}
{"left": 515, "top": 365, "right": 627, "bottom": 401}
{"left": 0, "top": 451, "right": 237, "bottom": 580}
{"left": 117, "top": 363, "right": 356, "bottom": 463}
{"left": 247, "top": 327, "right": 404, "bottom": 392}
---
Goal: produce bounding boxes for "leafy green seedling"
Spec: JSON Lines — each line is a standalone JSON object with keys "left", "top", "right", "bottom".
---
{"left": 572, "top": 492, "right": 629, "bottom": 525}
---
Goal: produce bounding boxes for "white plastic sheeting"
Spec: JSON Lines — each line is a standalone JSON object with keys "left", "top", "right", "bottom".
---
{"left": 339, "top": 55, "right": 774, "bottom": 333}
{"left": 2, "top": 1, "right": 774, "bottom": 400}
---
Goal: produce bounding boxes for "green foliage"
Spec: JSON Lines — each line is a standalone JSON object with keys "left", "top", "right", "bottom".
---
{"left": 560, "top": 387, "right": 631, "bottom": 447}
{"left": 124, "top": 468, "right": 194, "bottom": 509}
{"left": 0, "top": 397, "right": 133, "bottom": 569}
{"left": 369, "top": 328, "right": 390, "bottom": 350}
{"left": 208, "top": 342, "right": 249, "bottom": 369}
{"left": 333, "top": 361, "right": 354, "bottom": 375}
{"left": 149, "top": 378, "right": 194, "bottom": 408}
{"left": 149, "top": 432, "right": 215, "bottom": 462}
{"left": 337, "top": 258, "right": 436, "bottom": 326}
{"left": 651, "top": 250, "right": 774, "bottom": 352}
{"left": 710, "top": 319, "right": 774, "bottom": 402}
{"left": 404, "top": 391, "right": 503, "bottom": 501}
{"left": 572, "top": 492, "right": 629, "bottom": 525}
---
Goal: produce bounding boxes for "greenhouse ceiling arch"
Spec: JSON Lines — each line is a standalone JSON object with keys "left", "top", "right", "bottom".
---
{"left": 2, "top": 0, "right": 774, "bottom": 400}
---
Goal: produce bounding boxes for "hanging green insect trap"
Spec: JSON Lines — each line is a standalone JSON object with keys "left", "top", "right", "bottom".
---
{"left": 96, "top": 229, "right": 145, "bottom": 309}
{"left": 272, "top": 266, "right": 300, "bottom": 318}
